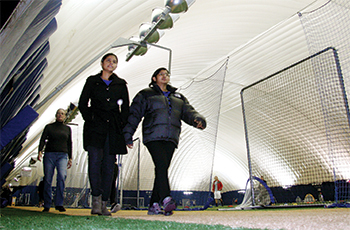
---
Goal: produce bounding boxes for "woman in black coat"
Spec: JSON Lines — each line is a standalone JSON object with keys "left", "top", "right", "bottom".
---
{"left": 78, "top": 53, "right": 129, "bottom": 216}
{"left": 123, "top": 67, "right": 206, "bottom": 216}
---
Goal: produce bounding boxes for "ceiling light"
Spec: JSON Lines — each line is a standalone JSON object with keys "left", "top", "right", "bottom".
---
{"left": 126, "top": 0, "right": 196, "bottom": 61}
{"left": 139, "top": 23, "right": 161, "bottom": 43}
{"left": 165, "top": 0, "right": 195, "bottom": 13}
{"left": 151, "top": 7, "right": 180, "bottom": 29}
{"left": 128, "top": 36, "right": 148, "bottom": 56}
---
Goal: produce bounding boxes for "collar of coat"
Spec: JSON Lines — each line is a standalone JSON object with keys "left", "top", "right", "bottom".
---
{"left": 150, "top": 82, "right": 177, "bottom": 94}
{"left": 93, "top": 71, "right": 127, "bottom": 85}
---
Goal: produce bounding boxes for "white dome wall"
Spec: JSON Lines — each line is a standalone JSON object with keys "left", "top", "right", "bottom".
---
{"left": 7, "top": 0, "right": 332, "bottom": 192}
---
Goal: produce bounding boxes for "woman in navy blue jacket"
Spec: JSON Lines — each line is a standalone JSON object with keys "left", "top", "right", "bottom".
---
{"left": 123, "top": 67, "right": 206, "bottom": 216}
{"left": 79, "top": 53, "right": 129, "bottom": 216}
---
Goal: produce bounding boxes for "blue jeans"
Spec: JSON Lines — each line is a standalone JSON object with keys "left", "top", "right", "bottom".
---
{"left": 87, "top": 135, "right": 115, "bottom": 201}
{"left": 43, "top": 152, "right": 68, "bottom": 208}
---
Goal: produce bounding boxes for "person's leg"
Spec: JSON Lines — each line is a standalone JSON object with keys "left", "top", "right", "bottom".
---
{"left": 87, "top": 145, "right": 103, "bottom": 215}
{"left": 43, "top": 152, "right": 55, "bottom": 210}
{"left": 38, "top": 180, "right": 44, "bottom": 207}
{"left": 214, "top": 191, "right": 219, "bottom": 206}
{"left": 146, "top": 141, "right": 176, "bottom": 215}
{"left": 99, "top": 135, "right": 115, "bottom": 216}
{"left": 110, "top": 163, "right": 118, "bottom": 204}
{"left": 144, "top": 139, "right": 165, "bottom": 215}
{"left": 110, "top": 162, "right": 121, "bottom": 213}
{"left": 146, "top": 141, "right": 175, "bottom": 204}
{"left": 55, "top": 152, "right": 68, "bottom": 208}
{"left": 87, "top": 146, "right": 103, "bottom": 196}
{"left": 160, "top": 142, "right": 175, "bottom": 201}
{"left": 160, "top": 142, "right": 177, "bottom": 215}
{"left": 101, "top": 155, "right": 115, "bottom": 201}
{"left": 216, "top": 192, "right": 223, "bottom": 206}
{"left": 101, "top": 135, "right": 115, "bottom": 202}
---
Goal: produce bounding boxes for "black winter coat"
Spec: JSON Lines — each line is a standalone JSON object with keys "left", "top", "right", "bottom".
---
{"left": 78, "top": 72, "right": 129, "bottom": 154}
{"left": 123, "top": 83, "right": 206, "bottom": 147}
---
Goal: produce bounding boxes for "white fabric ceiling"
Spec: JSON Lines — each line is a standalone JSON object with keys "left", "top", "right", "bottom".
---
{"left": 7, "top": 0, "right": 332, "bottom": 192}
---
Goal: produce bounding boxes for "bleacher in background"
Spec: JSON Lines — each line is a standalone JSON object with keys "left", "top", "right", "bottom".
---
{"left": 0, "top": 0, "right": 62, "bottom": 187}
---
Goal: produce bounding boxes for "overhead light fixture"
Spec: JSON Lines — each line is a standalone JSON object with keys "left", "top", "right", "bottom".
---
{"left": 139, "top": 23, "right": 163, "bottom": 43}
{"left": 126, "top": 0, "right": 196, "bottom": 62}
{"left": 151, "top": 7, "right": 180, "bottom": 30}
{"left": 128, "top": 36, "right": 148, "bottom": 56}
{"left": 165, "top": 0, "right": 195, "bottom": 13}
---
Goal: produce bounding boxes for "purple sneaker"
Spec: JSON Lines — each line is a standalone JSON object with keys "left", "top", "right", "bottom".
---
{"left": 147, "top": 203, "right": 163, "bottom": 215}
{"left": 164, "top": 210, "right": 173, "bottom": 216}
{"left": 162, "top": 196, "right": 176, "bottom": 215}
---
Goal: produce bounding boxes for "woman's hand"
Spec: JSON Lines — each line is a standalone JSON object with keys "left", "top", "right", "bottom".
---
{"left": 194, "top": 119, "right": 206, "bottom": 129}
{"left": 127, "top": 144, "right": 133, "bottom": 149}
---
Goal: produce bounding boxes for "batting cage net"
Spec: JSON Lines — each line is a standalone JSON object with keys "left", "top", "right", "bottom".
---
{"left": 241, "top": 47, "right": 350, "bottom": 207}
{"left": 239, "top": 0, "right": 350, "bottom": 208}
{"left": 299, "top": 0, "right": 350, "bottom": 207}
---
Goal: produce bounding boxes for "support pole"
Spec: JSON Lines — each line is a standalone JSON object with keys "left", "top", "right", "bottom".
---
{"left": 118, "top": 155, "right": 123, "bottom": 207}
{"left": 147, "top": 42, "right": 172, "bottom": 73}
{"left": 137, "top": 138, "right": 140, "bottom": 208}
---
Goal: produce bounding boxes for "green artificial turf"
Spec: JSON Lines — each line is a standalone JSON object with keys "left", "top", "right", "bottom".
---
{"left": 0, "top": 207, "right": 261, "bottom": 230}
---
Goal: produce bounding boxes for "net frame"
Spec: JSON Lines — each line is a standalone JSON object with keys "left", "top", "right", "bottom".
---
{"left": 299, "top": 0, "right": 350, "bottom": 207}
{"left": 241, "top": 47, "right": 350, "bottom": 207}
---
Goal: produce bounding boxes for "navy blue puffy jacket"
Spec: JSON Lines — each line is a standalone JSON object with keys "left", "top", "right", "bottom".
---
{"left": 123, "top": 83, "right": 206, "bottom": 147}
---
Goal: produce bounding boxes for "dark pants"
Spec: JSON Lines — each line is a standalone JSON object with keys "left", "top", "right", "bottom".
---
{"left": 110, "top": 163, "right": 119, "bottom": 204}
{"left": 87, "top": 135, "right": 115, "bottom": 201}
{"left": 146, "top": 141, "right": 176, "bottom": 205}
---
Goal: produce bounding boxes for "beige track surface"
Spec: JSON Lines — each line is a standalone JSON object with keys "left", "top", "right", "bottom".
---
{"left": 11, "top": 206, "right": 350, "bottom": 230}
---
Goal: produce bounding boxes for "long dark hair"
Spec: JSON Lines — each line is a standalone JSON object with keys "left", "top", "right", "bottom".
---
{"left": 149, "top": 67, "right": 169, "bottom": 87}
{"left": 101, "top": 53, "right": 118, "bottom": 63}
